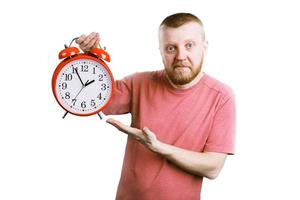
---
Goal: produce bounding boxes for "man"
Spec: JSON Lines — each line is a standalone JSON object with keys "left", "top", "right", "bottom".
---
{"left": 76, "top": 13, "right": 235, "bottom": 200}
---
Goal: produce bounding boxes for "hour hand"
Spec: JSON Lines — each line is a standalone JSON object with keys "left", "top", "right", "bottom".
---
{"left": 75, "top": 68, "right": 84, "bottom": 86}
{"left": 85, "top": 79, "right": 95, "bottom": 87}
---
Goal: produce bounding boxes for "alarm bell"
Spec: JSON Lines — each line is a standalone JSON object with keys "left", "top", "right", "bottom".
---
{"left": 58, "top": 47, "right": 80, "bottom": 59}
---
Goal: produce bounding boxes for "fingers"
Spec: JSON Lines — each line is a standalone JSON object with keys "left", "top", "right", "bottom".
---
{"left": 76, "top": 32, "right": 100, "bottom": 52}
{"left": 106, "top": 118, "right": 148, "bottom": 142}
{"left": 106, "top": 118, "right": 157, "bottom": 146}
{"left": 106, "top": 118, "right": 120, "bottom": 127}
{"left": 106, "top": 118, "right": 138, "bottom": 135}
{"left": 94, "top": 36, "right": 100, "bottom": 47}
{"left": 83, "top": 32, "right": 99, "bottom": 49}
{"left": 76, "top": 34, "right": 86, "bottom": 44}
{"left": 106, "top": 118, "right": 126, "bottom": 132}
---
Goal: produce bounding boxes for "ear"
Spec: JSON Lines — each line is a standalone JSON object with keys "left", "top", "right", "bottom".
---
{"left": 203, "top": 40, "right": 209, "bottom": 56}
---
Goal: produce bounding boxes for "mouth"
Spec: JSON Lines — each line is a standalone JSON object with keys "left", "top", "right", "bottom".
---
{"left": 174, "top": 65, "right": 190, "bottom": 70}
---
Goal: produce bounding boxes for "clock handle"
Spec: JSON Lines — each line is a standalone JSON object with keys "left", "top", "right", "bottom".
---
{"left": 66, "top": 37, "right": 106, "bottom": 50}
{"left": 65, "top": 37, "right": 79, "bottom": 48}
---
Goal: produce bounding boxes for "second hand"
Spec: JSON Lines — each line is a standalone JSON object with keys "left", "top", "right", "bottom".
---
{"left": 73, "top": 86, "right": 84, "bottom": 100}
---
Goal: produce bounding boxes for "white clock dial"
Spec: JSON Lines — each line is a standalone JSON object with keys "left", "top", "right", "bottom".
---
{"left": 55, "top": 59, "right": 113, "bottom": 115}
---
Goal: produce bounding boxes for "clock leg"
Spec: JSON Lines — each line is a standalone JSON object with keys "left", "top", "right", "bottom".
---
{"left": 62, "top": 111, "right": 69, "bottom": 119}
{"left": 97, "top": 112, "right": 103, "bottom": 120}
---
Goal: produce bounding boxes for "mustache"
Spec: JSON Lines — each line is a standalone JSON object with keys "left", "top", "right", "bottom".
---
{"left": 172, "top": 61, "right": 191, "bottom": 68}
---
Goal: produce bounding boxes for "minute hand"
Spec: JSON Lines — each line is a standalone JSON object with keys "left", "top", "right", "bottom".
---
{"left": 75, "top": 68, "right": 84, "bottom": 86}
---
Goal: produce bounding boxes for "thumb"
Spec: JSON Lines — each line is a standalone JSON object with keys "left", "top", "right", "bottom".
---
{"left": 142, "top": 127, "right": 155, "bottom": 138}
{"left": 76, "top": 34, "right": 86, "bottom": 44}
{"left": 142, "top": 127, "right": 150, "bottom": 133}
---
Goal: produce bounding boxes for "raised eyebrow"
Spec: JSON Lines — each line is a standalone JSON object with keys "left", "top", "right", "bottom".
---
{"left": 184, "top": 39, "right": 196, "bottom": 44}
{"left": 163, "top": 42, "right": 176, "bottom": 46}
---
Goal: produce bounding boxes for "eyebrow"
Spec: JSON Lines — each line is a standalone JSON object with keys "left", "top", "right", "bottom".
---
{"left": 184, "top": 39, "right": 196, "bottom": 43}
{"left": 163, "top": 39, "right": 196, "bottom": 45}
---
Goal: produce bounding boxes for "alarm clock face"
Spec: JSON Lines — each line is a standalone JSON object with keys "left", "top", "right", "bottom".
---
{"left": 53, "top": 57, "right": 114, "bottom": 116}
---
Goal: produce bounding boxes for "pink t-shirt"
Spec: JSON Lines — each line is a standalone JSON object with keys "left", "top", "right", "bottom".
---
{"left": 103, "top": 70, "right": 235, "bottom": 200}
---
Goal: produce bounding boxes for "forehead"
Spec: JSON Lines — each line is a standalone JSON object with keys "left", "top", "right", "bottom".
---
{"left": 159, "top": 22, "right": 204, "bottom": 43}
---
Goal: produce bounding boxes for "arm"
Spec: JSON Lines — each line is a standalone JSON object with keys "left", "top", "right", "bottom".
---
{"left": 156, "top": 142, "right": 227, "bottom": 179}
{"left": 106, "top": 118, "right": 227, "bottom": 179}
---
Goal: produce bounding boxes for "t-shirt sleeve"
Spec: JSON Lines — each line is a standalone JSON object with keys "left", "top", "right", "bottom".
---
{"left": 204, "top": 94, "right": 236, "bottom": 155}
{"left": 102, "top": 75, "right": 132, "bottom": 115}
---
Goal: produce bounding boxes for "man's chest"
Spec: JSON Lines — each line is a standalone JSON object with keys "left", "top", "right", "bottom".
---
{"left": 131, "top": 87, "right": 219, "bottom": 151}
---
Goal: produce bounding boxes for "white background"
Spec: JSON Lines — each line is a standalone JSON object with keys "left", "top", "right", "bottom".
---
{"left": 1, "top": 0, "right": 300, "bottom": 199}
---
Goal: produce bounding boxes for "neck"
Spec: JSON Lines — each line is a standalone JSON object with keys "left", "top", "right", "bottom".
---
{"left": 166, "top": 71, "right": 204, "bottom": 89}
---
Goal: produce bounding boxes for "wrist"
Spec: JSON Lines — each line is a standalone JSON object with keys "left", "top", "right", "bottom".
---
{"left": 154, "top": 141, "right": 172, "bottom": 157}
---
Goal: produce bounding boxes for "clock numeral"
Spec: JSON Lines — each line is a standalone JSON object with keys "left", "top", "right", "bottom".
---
{"left": 101, "top": 83, "right": 107, "bottom": 91}
{"left": 65, "top": 92, "right": 70, "bottom": 99}
{"left": 62, "top": 82, "right": 67, "bottom": 90}
{"left": 65, "top": 74, "right": 73, "bottom": 81}
{"left": 72, "top": 67, "right": 78, "bottom": 74}
{"left": 99, "top": 74, "right": 103, "bottom": 81}
{"left": 72, "top": 99, "right": 77, "bottom": 106}
{"left": 93, "top": 67, "right": 96, "bottom": 74}
{"left": 97, "top": 93, "right": 102, "bottom": 100}
{"left": 91, "top": 99, "right": 96, "bottom": 107}
{"left": 81, "top": 65, "right": 89, "bottom": 72}
{"left": 81, "top": 101, "right": 86, "bottom": 108}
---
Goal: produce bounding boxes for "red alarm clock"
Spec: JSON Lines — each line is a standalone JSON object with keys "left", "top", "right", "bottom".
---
{"left": 52, "top": 38, "right": 115, "bottom": 119}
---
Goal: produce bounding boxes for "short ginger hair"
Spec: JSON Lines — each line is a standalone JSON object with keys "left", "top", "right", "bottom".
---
{"left": 160, "top": 13, "right": 206, "bottom": 41}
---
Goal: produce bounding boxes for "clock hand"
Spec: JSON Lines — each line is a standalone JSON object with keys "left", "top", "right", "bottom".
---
{"left": 85, "top": 80, "right": 95, "bottom": 87}
{"left": 75, "top": 68, "right": 84, "bottom": 86}
{"left": 72, "top": 79, "right": 95, "bottom": 101}
{"left": 74, "top": 85, "right": 84, "bottom": 100}
{"left": 73, "top": 79, "right": 92, "bottom": 100}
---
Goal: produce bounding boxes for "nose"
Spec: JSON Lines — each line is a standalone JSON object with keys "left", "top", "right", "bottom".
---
{"left": 176, "top": 47, "right": 187, "bottom": 61}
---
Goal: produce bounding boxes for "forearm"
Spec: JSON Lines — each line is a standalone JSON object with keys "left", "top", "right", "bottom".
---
{"left": 154, "top": 141, "right": 226, "bottom": 179}
{"left": 106, "top": 119, "right": 227, "bottom": 179}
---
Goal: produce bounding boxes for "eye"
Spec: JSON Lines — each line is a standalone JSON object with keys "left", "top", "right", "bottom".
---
{"left": 185, "top": 42, "right": 193, "bottom": 49}
{"left": 166, "top": 45, "right": 176, "bottom": 53}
